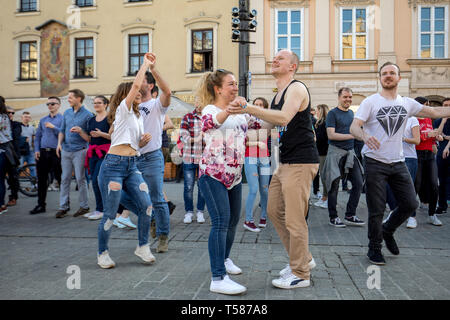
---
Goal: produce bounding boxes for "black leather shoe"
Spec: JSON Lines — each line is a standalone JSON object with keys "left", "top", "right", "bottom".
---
{"left": 367, "top": 249, "right": 386, "bottom": 265}
{"left": 30, "top": 205, "right": 46, "bottom": 215}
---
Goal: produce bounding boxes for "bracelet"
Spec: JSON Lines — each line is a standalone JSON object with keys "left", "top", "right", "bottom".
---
{"left": 241, "top": 103, "right": 247, "bottom": 109}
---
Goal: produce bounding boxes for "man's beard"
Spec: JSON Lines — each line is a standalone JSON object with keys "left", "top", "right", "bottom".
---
{"left": 381, "top": 81, "right": 398, "bottom": 90}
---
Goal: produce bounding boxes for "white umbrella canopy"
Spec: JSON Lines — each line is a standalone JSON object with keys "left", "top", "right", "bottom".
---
{"left": 165, "top": 96, "right": 194, "bottom": 118}
{"left": 16, "top": 95, "right": 96, "bottom": 121}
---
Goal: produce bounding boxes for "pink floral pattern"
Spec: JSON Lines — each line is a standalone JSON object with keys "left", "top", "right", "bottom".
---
{"left": 200, "top": 105, "right": 260, "bottom": 190}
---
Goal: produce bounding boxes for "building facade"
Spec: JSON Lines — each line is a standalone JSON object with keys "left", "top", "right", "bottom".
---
{"left": 249, "top": 0, "right": 450, "bottom": 108}
{"left": 0, "top": 0, "right": 239, "bottom": 110}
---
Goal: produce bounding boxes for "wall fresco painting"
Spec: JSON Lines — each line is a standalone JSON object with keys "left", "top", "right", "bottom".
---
{"left": 40, "top": 22, "right": 70, "bottom": 97}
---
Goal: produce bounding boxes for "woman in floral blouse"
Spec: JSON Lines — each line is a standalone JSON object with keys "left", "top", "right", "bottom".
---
{"left": 196, "top": 69, "right": 260, "bottom": 296}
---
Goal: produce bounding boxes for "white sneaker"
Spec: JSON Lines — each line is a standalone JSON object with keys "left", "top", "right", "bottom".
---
{"left": 406, "top": 217, "right": 417, "bottom": 229}
{"left": 315, "top": 192, "right": 322, "bottom": 200}
{"left": 196, "top": 211, "right": 205, "bottom": 223}
{"left": 84, "top": 211, "right": 96, "bottom": 218}
{"left": 428, "top": 215, "right": 443, "bottom": 226}
{"left": 272, "top": 272, "right": 310, "bottom": 289}
{"left": 88, "top": 211, "right": 104, "bottom": 220}
{"left": 134, "top": 244, "right": 156, "bottom": 264}
{"left": 116, "top": 216, "right": 137, "bottom": 229}
{"left": 314, "top": 199, "right": 328, "bottom": 209}
{"left": 113, "top": 218, "right": 125, "bottom": 228}
{"left": 210, "top": 275, "right": 246, "bottom": 295}
{"left": 279, "top": 257, "right": 316, "bottom": 277}
{"left": 97, "top": 251, "right": 115, "bottom": 269}
{"left": 183, "top": 212, "right": 193, "bottom": 224}
{"left": 225, "top": 258, "right": 242, "bottom": 275}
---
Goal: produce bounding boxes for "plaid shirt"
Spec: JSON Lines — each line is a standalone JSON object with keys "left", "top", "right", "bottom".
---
{"left": 179, "top": 109, "right": 203, "bottom": 164}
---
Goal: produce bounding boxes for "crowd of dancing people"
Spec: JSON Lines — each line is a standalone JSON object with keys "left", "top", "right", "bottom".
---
{"left": 1, "top": 50, "right": 450, "bottom": 295}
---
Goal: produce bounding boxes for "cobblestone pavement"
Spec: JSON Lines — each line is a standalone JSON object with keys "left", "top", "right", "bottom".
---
{"left": 0, "top": 181, "right": 449, "bottom": 300}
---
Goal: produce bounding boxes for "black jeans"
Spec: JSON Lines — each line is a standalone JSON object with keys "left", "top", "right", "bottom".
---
{"left": 328, "top": 155, "right": 363, "bottom": 219}
{"left": 436, "top": 154, "right": 449, "bottom": 211}
{"left": 36, "top": 149, "right": 61, "bottom": 207}
{"left": 364, "top": 157, "right": 418, "bottom": 251}
{"left": 415, "top": 150, "right": 438, "bottom": 216}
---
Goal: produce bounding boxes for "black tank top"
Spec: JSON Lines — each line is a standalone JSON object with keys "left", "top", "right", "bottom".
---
{"left": 271, "top": 80, "right": 319, "bottom": 164}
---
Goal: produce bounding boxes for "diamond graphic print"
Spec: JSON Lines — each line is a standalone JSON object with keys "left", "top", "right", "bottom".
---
{"left": 376, "top": 106, "right": 408, "bottom": 137}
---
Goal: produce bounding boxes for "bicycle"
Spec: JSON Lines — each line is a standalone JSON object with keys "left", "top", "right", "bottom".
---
{"left": 18, "top": 163, "right": 38, "bottom": 197}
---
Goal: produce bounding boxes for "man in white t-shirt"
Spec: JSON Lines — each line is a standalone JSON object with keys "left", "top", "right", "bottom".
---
{"left": 136, "top": 56, "right": 172, "bottom": 253}
{"left": 350, "top": 62, "right": 450, "bottom": 265}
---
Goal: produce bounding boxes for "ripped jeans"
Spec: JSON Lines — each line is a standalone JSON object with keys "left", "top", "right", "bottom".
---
{"left": 97, "top": 154, "right": 152, "bottom": 255}
{"left": 244, "top": 157, "right": 271, "bottom": 222}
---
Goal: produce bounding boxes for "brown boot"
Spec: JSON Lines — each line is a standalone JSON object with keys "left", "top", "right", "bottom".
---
{"left": 156, "top": 235, "right": 168, "bottom": 253}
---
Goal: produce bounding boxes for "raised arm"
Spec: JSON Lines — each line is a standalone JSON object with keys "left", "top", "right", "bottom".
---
{"left": 415, "top": 106, "right": 450, "bottom": 120}
{"left": 126, "top": 53, "right": 154, "bottom": 110}
{"left": 149, "top": 56, "right": 171, "bottom": 108}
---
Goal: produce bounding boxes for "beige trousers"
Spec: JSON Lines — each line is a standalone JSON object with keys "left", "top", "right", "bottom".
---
{"left": 268, "top": 163, "right": 319, "bottom": 280}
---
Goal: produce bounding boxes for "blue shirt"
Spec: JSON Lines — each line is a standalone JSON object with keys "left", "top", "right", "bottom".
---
{"left": 35, "top": 113, "right": 63, "bottom": 151}
{"left": 60, "top": 106, "right": 93, "bottom": 152}
{"left": 326, "top": 107, "right": 355, "bottom": 151}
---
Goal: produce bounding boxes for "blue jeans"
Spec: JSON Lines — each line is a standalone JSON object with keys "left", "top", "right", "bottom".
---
{"left": 386, "top": 157, "right": 418, "bottom": 217}
{"left": 137, "top": 149, "right": 170, "bottom": 237}
{"left": 89, "top": 155, "right": 104, "bottom": 212}
{"left": 183, "top": 163, "right": 205, "bottom": 212}
{"left": 21, "top": 153, "right": 36, "bottom": 177}
{"left": 97, "top": 154, "right": 152, "bottom": 254}
{"left": 244, "top": 157, "right": 270, "bottom": 222}
{"left": 199, "top": 175, "right": 242, "bottom": 280}
{"left": 0, "top": 152, "right": 7, "bottom": 207}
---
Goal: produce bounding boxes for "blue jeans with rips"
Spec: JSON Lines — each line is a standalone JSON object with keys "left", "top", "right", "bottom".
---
{"left": 97, "top": 154, "right": 152, "bottom": 254}
{"left": 137, "top": 149, "right": 170, "bottom": 237}
{"left": 183, "top": 163, "right": 205, "bottom": 212}
{"left": 198, "top": 175, "right": 242, "bottom": 280}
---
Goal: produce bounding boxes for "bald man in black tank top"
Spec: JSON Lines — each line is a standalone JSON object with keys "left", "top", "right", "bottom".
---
{"left": 228, "top": 50, "right": 319, "bottom": 289}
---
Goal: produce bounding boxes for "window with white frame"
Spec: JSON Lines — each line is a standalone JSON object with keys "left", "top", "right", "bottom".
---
{"left": 75, "top": 37, "right": 94, "bottom": 78}
{"left": 340, "top": 7, "right": 368, "bottom": 60}
{"left": 128, "top": 34, "right": 149, "bottom": 76}
{"left": 419, "top": 6, "right": 448, "bottom": 59}
{"left": 19, "top": 0, "right": 37, "bottom": 12}
{"left": 19, "top": 41, "right": 38, "bottom": 80}
{"left": 75, "top": 0, "right": 94, "bottom": 7}
{"left": 275, "top": 9, "right": 304, "bottom": 60}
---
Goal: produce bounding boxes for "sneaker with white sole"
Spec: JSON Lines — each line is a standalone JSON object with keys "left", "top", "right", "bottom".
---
{"left": 225, "top": 258, "right": 242, "bottom": 275}
{"left": 210, "top": 275, "right": 246, "bottom": 295}
{"left": 183, "top": 211, "right": 193, "bottom": 224}
{"left": 113, "top": 218, "right": 125, "bottom": 228}
{"left": 134, "top": 244, "right": 156, "bottom": 264}
{"left": 272, "top": 272, "right": 310, "bottom": 289}
{"left": 279, "top": 258, "right": 316, "bottom": 277}
{"left": 88, "top": 211, "right": 104, "bottom": 220}
{"left": 243, "top": 221, "right": 261, "bottom": 232}
{"left": 344, "top": 215, "right": 365, "bottom": 226}
{"left": 329, "top": 217, "right": 346, "bottom": 228}
{"left": 84, "top": 211, "right": 95, "bottom": 218}
{"left": 196, "top": 211, "right": 205, "bottom": 223}
{"left": 97, "top": 251, "right": 115, "bottom": 269}
{"left": 314, "top": 192, "right": 322, "bottom": 200}
{"left": 116, "top": 216, "right": 137, "bottom": 229}
{"left": 406, "top": 217, "right": 417, "bottom": 229}
{"left": 428, "top": 215, "right": 443, "bottom": 226}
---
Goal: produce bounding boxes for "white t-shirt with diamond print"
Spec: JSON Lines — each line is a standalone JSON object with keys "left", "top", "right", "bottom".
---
{"left": 355, "top": 93, "right": 423, "bottom": 164}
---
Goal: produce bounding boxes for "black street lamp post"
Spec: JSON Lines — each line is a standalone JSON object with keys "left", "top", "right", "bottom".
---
{"left": 232, "top": 0, "right": 257, "bottom": 99}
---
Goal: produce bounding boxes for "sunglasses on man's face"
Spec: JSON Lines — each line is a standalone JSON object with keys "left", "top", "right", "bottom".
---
{"left": 46, "top": 102, "right": 58, "bottom": 106}
{"left": 8, "top": 112, "right": 15, "bottom": 115}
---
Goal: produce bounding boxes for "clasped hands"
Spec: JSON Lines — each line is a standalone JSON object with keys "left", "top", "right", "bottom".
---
{"left": 226, "top": 96, "right": 249, "bottom": 115}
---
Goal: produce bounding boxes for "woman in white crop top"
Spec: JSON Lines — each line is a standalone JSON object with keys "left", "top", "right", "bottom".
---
{"left": 96, "top": 53, "right": 156, "bottom": 269}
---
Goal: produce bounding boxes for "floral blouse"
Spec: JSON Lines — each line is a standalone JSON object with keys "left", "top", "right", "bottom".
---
{"left": 200, "top": 104, "right": 261, "bottom": 190}
{"left": 0, "top": 114, "right": 12, "bottom": 145}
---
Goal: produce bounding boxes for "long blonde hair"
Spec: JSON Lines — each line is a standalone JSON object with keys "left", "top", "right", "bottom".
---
{"left": 194, "top": 69, "right": 234, "bottom": 111}
{"left": 108, "top": 82, "right": 140, "bottom": 125}
{"left": 315, "top": 104, "right": 329, "bottom": 127}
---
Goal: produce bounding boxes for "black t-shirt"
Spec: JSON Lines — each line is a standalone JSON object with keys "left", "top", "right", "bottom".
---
{"left": 433, "top": 118, "right": 450, "bottom": 156}
{"left": 326, "top": 107, "right": 354, "bottom": 151}
{"left": 315, "top": 120, "right": 329, "bottom": 156}
{"left": 270, "top": 80, "right": 319, "bottom": 164}
{"left": 87, "top": 116, "right": 110, "bottom": 146}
